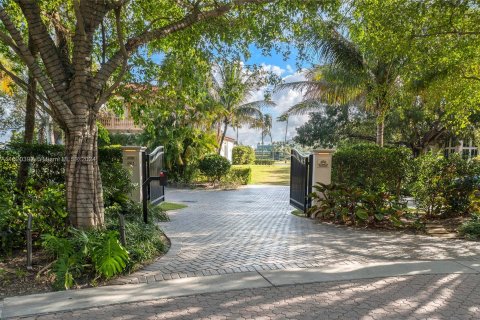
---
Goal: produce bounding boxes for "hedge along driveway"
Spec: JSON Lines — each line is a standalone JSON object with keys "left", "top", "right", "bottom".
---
{"left": 233, "top": 163, "right": 289, "bottom": 185}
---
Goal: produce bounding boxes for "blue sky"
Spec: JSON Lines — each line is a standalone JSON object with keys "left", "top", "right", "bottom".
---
{"left": 245, "top": 45, "right": 300, "bottom": 75}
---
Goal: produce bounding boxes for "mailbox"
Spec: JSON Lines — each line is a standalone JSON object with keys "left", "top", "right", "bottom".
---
{"left": 159, "top": 170, "right": 168, "bottom": 186}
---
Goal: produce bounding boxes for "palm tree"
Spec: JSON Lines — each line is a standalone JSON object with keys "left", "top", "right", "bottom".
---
{"left": 209, "top": 60, "right": 275, "bottom": 153}
{"left": 277, "top": 26, "right": 402, "bottom": 147}
{"left": 263, "top": 114, "right": 273, "bottom": 146}
{"left": 251, "top": 114, "right": 273, "bottom": 159}
{"left": 277, "top": 114, "right": 289, "bottom": 145}
{"left": 277, "top": 114, "right": 289, "bottom": 162}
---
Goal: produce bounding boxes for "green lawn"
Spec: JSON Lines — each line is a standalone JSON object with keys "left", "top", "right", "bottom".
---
{"left": 233, "top": 163, "right": 290, "bottom": 185}
{"left": 159, "top": 202, "right": 188, "bottom": 211}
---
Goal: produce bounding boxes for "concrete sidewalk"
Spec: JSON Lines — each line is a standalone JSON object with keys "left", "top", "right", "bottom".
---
{"left": 2, "top": 260, "right": 480, "bottom": 319}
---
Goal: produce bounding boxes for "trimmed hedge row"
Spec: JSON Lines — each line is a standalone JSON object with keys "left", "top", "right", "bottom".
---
{"left": 0, "top": 143, "right": 124, "bottom": 184}
{"left": 228, "top": 167, "right": 252, "bottom": 185}
{"left": 254, "top": 159, "right": 275, "bottom": 165}
{"left": 332, "top": 143, "right": 412, "bottom": 196}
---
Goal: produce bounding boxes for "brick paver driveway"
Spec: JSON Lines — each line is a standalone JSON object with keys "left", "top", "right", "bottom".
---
{"left": 121, "top": 186, "right": 480, "bottom": 284}
{"left": 13, "top": 274, "right": 480, "bottom": 319}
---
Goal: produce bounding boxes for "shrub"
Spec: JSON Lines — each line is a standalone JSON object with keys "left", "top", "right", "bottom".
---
{"left": 1, "top": 183, "right": 69, "bottom": 251}
{"left": 458, "top": 216, "right": 480, "bottom": 240}
{"left": 309, "top": 183, "right": 405, "bottom": 227}
{"left": 101, "top": 161, "right": 135, "bottom": 207}
{"left": 0, "top": 149, "right": 19, "bottom": 182}
{"left": 254, "top": 159, "right": 275, "bottom": 165}
{"left": 42, "top": 201, "right": 167, "bottom": 290}
{"left": 412, "top": 153, "right": 480, "bottom": 217}
{"left": 98, "top": 145, "right": 123, "bottom": 163}
{"left": 42, "top": 229, "right": 130, "bottom": 289}
{"left": 1, "top": 143, "right": 65, "bottom": 184}
{"left": 225, "top": 167, "right": 252, "bottom": 185}
{"left": 332, "top": 143, "right": 412, "bottom": 196}
{"left": 232, "top": 146, "right": 255, "bottom": 165}
{"left": 198, "top": 154, "right": 231, "bottom": 184}
{"left": 0, "top": 143, "right": 124, "bottom": 184}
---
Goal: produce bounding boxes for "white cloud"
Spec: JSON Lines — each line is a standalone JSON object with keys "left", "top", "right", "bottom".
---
{"left": 226, "top": 68, "right": 310, "bottom": 147}
{"left": 260, "top": 63, "right": 286, "bottom": 76}
{"left": 286, "top": 64, "right": 295, "bottom": 75}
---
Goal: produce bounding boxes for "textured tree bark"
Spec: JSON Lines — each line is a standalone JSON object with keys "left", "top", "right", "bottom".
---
{"left": 16, "top": 35, "right": 37, "bottom": 193}
{"left": 65, "top": 113, "right": 104, "bottom": 228}
{"left": 376, "top": 117, "right": 385, "bottom": 147}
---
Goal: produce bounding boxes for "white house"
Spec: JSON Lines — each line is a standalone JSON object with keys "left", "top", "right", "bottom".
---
{"left": 220, "top": 136, "right": 236, "bottom": 162}
{"left": 444, "top": 139, "right": 478, "bottom": 159}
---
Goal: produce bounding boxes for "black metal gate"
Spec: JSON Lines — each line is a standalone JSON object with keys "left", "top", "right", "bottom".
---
{"left": 290, "top": 149, "right": 313, "bottom": 213}
{"left": 141, "top": 146, "right": 165, "bottom": 223}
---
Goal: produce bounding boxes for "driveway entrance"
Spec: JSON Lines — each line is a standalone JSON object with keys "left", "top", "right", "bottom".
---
{"left": 121, "top": 186, "right": 480, "bottom": 284}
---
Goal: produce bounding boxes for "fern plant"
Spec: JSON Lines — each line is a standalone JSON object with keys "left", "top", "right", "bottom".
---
{"left": 41, "top": 234, "right": 74, "bottom": 258}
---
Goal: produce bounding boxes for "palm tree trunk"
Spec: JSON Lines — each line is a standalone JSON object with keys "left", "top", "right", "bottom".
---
{"left": 376, "top": 115, "right": 385, "bottom": 147}
{"left": 217, "top": 118, "right": 229, "bottom": 154}
{"left": 236, "top": 125, "right": 239, "bottom": 144}
{"left": 284, "top": 118, "right": 288, "bottom": 163}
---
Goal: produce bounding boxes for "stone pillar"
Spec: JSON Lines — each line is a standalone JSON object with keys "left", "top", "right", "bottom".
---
{"left": 311, "top": 149, "right": 335, "bottom": 191}
{"left": 122, "top": 146, "right": 146, "bottom": 202}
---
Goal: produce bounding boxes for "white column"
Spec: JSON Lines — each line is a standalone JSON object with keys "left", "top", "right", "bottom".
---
{"left": 122, "top": 146, "right": 146, "bottom": 202}
{"left": 311, "top": 149, "right": 335, "bottom": 192}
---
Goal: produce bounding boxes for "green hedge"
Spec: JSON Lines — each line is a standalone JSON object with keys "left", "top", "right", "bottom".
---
{"left": 0, "top": 143, "right": 123, "bottom": 184}
{"left": 198, "top": 154, "right": 231, "bottom": 183}
{"left": 227, "top": 167, "right": 252, "bottom": 185}
{"left": 332, "top": 143, "right": 412, "bottom": 195}
{"left": 232, "top": 146, "right": 255, "bottom": 165}
{"left": 412, "top": 152, "right": 480, "bottom": 217}
{"left": 0, "top": 143, "right": 66, "bottom": 184}
{"left": 254, "top": 159, "right": 275, "bottom": 165}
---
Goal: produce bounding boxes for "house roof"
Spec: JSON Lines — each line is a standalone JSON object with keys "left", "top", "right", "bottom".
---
{"left": 224, "top": 136, "right": 236, "bottom": 143}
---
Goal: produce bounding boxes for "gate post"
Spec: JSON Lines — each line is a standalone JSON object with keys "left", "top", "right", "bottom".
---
{"left": 121, "top": 146, "right": 147, "bottom": 202}
{"left": 311, "top": 149, "right": 335, "bottom": 199}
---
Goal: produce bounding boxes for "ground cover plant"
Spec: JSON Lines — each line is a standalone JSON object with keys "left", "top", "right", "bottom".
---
{"left": 0, "top": 143, "right": 169, "bottom": 294}
{"left": 309, "top": 183, "right": 405, "bottom": 227}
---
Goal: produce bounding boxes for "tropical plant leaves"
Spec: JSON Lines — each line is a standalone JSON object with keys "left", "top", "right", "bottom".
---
{"left": 92, "top": 231, "right": 129, "bottom": 279}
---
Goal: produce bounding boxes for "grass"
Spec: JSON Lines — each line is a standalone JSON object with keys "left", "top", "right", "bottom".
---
{"left": 233, "top": 163, "right": 290, "bottom": 185}
{"left": 159, "top": 202, "right": 188, "bottom": 211}
{"left": 291, "top": 209, "right": 307, "bottom": 217}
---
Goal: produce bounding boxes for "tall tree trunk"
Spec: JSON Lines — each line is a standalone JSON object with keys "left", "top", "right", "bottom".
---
{"left": 236, "top": 126, "right": 239, "bottom": 144}
{"left": 376, "top": 114, "right": 385, "bottom": 147}
{"left": 261, "top": 132, "right": 264, "bottom": 159}
{"left": 37, "top": 120, "right": 46, "bottom": 143}
{"left": 48, "top": 116, "right": 55, "bottom": 144}
{"left": 217, "top": 118, "right": 228, "bottom": 154}
{"left": 284, "top": 118, "right": 288, "bottom": 163}
{"left": 16, "top": 35, "right": 37, "bottom": 193}
{"left": 65, "top": 114, "right": 104, "bottom": 228}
